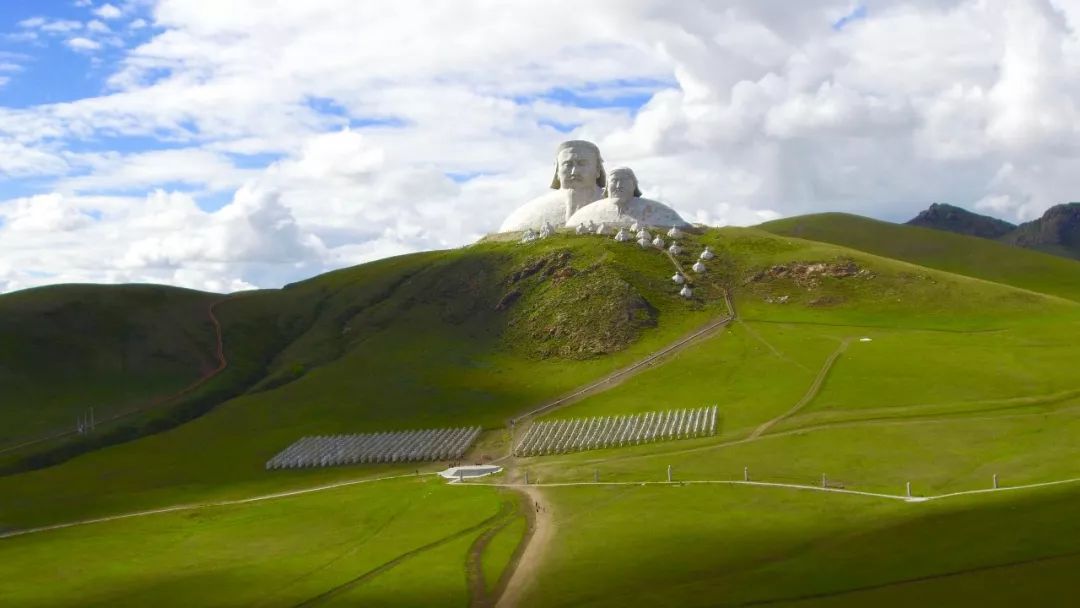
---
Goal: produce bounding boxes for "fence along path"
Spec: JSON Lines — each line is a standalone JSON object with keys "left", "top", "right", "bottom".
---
{"left": 266, "top": 426, "right": 482, "bottom": 469}
{"left": 514, "top": 406, "right": 717, "bottom": 457}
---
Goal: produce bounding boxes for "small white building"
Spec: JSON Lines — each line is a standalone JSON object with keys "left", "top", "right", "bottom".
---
{"left": 700, "top": 246, "right": 715, "bottom": 261}
{"left": 692, "top": 260, "right": 707, "bottom": 273}
{"left": 672, "top": 272, "right": 686, "bottom": 285}
{"left": 680, "top": 285, "right": 693, "bottom": 298}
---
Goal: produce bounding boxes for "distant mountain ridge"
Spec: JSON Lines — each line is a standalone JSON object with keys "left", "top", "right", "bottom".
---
{"left": 906, "top": 202, "right": 1080, "bottom": 260}
{"left": 907, "top": 203, "right": 1016, "bottom": 239}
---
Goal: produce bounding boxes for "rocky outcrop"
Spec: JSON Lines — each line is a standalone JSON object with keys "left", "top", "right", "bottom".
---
{"left": 1000, "top": 203, "right": 1080, "bottom": 260}
{"left": 906, "top": 202, "right": 1080, "bottom": 260}
{"left": 906, "top": 203, "right": 1016, "bottom": 239}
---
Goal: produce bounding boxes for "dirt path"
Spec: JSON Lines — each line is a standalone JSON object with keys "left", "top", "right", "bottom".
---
{"left": 0, "top": 296, "right": 233, "bottom": 455}
{"left": 466, "top": 491, "right": 529, "bottom": 608}
{"left": 509, "top": 291, "right": 736, "bottom": 430}
{"left": 0, "top": 472, "right": 425, "bottom": 540}
{"left": 495, "top": 485, "right": 554, "bottom": 608}
{"left": 748, "top": 337, "right": 851, "bottom": 440}
{"left": 292, "top": 501, "right": 513, "bottom": 607}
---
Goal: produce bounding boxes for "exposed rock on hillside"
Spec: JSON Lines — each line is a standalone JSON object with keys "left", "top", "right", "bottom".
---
{"left": 501, "top": 251, "right": 657, "bottom": 359}
{"left": 1001, "top": 203, "right": 1080, "bottom": 260}
{"left": 747, "top": 260, "right": 873, "bottom": 288}
{"left": 907, "top": 203, "right": 1016, "bottom": 239}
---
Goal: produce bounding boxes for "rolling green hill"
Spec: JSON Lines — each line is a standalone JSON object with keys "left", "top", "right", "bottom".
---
{"left": 0, "top": 284, "right": 220, "bottom": 446}
{"left": 3, "top": 218, "right": 1080, "bottom": 607}
{"left": 757, "top": 213, "right": 1080, "bottom": 302}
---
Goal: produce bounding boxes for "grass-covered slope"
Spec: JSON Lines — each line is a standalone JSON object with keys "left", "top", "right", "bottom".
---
{"left": 0, "top": 234, "right": 732, "bottom": 527}
{"left": 4, "top": 222, "right": 1080, "bottom": 607}
{"left": 0, "top": 284, "right": 220, "bottom": 446}
{"left": 757, "top": 213, "right": 1080, "bottom": 302}
{"left": 0, "top": 477, "right": 518, "bottom": 607}
{"left": 523, "top": 483, "right": 1080, "bottom": 608}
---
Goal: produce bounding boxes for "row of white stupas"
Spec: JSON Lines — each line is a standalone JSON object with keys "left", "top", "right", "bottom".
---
{"left": 500, "top": 140, "right": 692, "bottom": 233}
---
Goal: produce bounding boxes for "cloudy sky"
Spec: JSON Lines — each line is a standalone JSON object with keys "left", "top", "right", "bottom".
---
{"left": 2, "top": 0, "right": 1079, "bottom": 293}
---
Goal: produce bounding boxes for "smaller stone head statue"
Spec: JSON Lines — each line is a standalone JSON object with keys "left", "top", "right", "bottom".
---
{"left": 604, "top": 167, "right": 642, "bottom": 205}
{"left": 550, "top": 140, "right": 606, "bottom": 190}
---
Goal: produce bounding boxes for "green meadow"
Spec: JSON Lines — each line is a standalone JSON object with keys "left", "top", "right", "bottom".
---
{"left": 0, "top": 477, "right": 518, "bottom": 608}
{"left": 3, "top": 217, "right": 1080, "bottom": 606}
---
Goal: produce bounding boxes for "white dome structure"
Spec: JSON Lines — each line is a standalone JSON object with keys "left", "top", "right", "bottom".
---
{"left": 595, "top": 222, "right": 609, "bottom": 235}
{"left": 692, "top": 260, "right": 707, "bottom": 273}
{"left": 672, "top": 272, "right": 685, "bottom": 285}
{"left": 575, "top": 223, "right": 588, "bottom": 235}
{"left": 636, "top": 229, "right": 651, "bottom": 241}
{"left": 669, "top": 243, "right": 683, "bottom": 255}
{"left": 652, "top": 236, "right": 665, "bottom": 249}
{"left": 630, "top": 221, "right": 640, "bottom": 232}
{"left": 614, "top": 228, "right": 632, "bottom": 242}
{"left": 700, "top": 246, "right": 715, "bottom": 261}
{"left": 539, "top": 221, "right": 554, "bottom": 239}
{"left": 667, "top": 226, "right": 683, "bottom": 238}
{"left": 637, "top": 237, "right": 651, "bottom": 249}
{"left": 521, "top": 229, "right": 538, "bottom": 244}
{"left": 680, "top": 285, "right": 693, "bottom": 298}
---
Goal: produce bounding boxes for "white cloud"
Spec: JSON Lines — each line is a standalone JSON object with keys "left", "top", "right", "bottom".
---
{"left": 17, "top": 17, "right": 47, "bottom": 29}
{"left": 93, "top": 3, "right": 124, "bottom": 20}
{"left": 87, "top": 20, "right": 111, "bottom": 34}
{"left": 4, "top": 0, "right": 1080, "bottom": 293}
{"left": 66, "top": 37, "right": 102, "bottom": 52}
{"left": 59, "top": 148, "right": 259, "bottom": 193}
{"left": 41, "top": 20, "right": 83, "bottom": 33}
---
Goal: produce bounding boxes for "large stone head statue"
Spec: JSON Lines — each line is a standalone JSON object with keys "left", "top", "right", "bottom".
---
{"left": 498, "top": 139, "right": 607, "bottom": 232}
{"left": 550, "top": 140, "right": 606, "bottom": 191}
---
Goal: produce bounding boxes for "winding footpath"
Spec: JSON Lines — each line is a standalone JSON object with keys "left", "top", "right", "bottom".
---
{"left": 748, "top": 336, "right": 852, "bottom": 439}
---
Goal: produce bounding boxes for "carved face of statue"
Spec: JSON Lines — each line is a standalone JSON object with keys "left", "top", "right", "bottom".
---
{"left": 555, "top": 146, "right": 600, "bottom": 190}
{"left": 606, "top": 167, "right": 642, "bottom": 203}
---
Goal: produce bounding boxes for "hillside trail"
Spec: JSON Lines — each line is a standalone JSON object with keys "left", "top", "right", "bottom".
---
{"left": 507, "top": 289, "right": 736, "bottom": 430}
{"left": 0, "top": 295, "right": 234, "bottom": 456}
{"left": 748, "top": 336, "right": 852, "bottom": 440}
{"left": 495, "top": 485, "right": 554, "bottom": 608}
{"left": 0, "top": 472, "right": 424, "bottom": 540}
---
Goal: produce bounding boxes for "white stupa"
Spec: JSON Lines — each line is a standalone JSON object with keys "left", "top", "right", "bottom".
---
{"left": 652, "top": 236, "right": 665, "bottom": 249}
{"left": 669, "top": 243, "right": 683, "bottom": 255}
{"left": 575, "top": 223, "right": 588, "bottom": 235}
{"left": 630, "top": 221, "right": 640, "bottom": 232}
{"left": 700, "top": 246, "right": 715, "bottom": 261}
{"left": 679, "top": 285, "right": 693, "bottom": 298}
{"left": 637, "top": 237, "right": 650, "bottom": 249}
{"left": 672, "top": 272, "right": 685, "bottom": 285}
{"left": 539, "top": 221, "right": 554, "bottom": 239}
{"left": 614, "top": 228, "right": 632, "bottom": 242}
{"left": 596, "top": 222, "right": 609, "bottom": 235}
{"left": 521, "top": 229, "right": 537, "bottom": 244}
{"left": 636, "top": 229, "right": 651, "bottom": 241}
{"left": 667, "top": 226, "right": 683, "bottom": 239}
{"left": 692, "top": 260, "right": 706, "bottom": 273}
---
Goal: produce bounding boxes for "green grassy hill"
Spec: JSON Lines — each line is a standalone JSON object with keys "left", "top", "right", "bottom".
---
{"left": 0, "top": 284, "right": 220, "bottom": 446}
{"left": 3, "top": 219, "right": 1080, "bottom": 607}
{"left": 757, "top": 213, "right": 1080, "bottom": 302}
